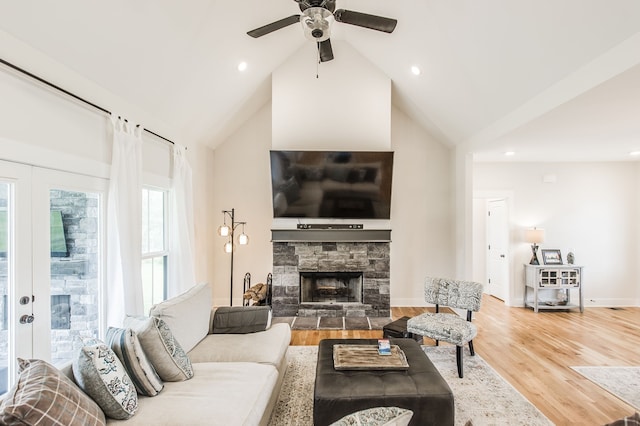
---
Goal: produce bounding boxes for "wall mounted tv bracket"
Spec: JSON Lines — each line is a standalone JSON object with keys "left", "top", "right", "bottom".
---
{"left": 297, "top": 224, "right": 363, "bottom": 230}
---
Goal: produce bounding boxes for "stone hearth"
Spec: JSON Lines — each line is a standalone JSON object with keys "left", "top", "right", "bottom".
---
{"left": 272, "top": 240, "right": 390, "bottom": 317}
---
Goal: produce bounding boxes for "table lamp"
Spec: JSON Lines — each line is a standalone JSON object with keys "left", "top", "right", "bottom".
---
{"left": 525, "top": 228, "right": 545, "bottom": 265}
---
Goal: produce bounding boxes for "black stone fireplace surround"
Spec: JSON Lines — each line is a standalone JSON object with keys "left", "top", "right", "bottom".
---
{"left": 271, "top": 230, "right": 391, "bottom": 318}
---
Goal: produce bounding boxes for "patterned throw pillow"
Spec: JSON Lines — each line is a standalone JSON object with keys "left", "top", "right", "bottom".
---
{"left": 0, "top": 358, "right": 106, "bottom": 426}
{"left": 330, "top": 407, "right": 414, "bottom": 426}
{"left": 123, "top": 316, "right": 194, "bottom": 382}
{"left": 105, "top": 327, "right": 164, "bottom": 396}
{"left": 73, "top": 338, "right": 138, "bottom": 420}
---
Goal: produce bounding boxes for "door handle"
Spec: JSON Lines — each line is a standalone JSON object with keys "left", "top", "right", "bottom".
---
{"left": 20, "top": 314, "right": 34, "bottom": 324}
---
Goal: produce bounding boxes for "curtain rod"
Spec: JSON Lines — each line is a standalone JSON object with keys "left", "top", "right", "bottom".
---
{"left": 0, "top": 57, "right": 177, "bottom": 147}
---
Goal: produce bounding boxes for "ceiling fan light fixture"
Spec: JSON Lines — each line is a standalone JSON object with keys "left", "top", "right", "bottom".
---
{"left": 301, "top": 7, "right": 333, "bottom": 42}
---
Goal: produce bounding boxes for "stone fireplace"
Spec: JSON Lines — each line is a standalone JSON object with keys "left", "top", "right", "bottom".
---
{"left": 271, "top": 229, "right": 391, "bottom": 318}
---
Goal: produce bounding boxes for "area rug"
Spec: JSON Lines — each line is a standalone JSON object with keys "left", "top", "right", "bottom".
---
{"left": 268, "top": 345, "right": 553, "bottom": 426}
{"left": 571, "top": 366, "right": 640, "bottom": 410}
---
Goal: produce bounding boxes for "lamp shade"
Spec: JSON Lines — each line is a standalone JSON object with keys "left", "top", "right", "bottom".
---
{"left": 525, "top": 228, "right": 545, "bottom": 244}
{"left": 218, "top": 224, "right": 230, "bottom": 237}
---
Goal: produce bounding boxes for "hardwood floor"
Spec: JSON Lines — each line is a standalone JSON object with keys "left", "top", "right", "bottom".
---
{"left": 290, "top": 295, "right": 640, "bottom": 425}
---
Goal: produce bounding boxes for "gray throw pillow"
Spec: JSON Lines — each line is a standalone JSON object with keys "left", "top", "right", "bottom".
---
{"left": 212, "top": 306, "right": 271, "bottom": 334}
{"left": 105, "top": 327, "right": 164, "bottom": 396}
{"left": 72, "top": 338, "right": 138, "bottom": 420}
{"left": 123, "top": 316, "right": 194, "bottom": 382}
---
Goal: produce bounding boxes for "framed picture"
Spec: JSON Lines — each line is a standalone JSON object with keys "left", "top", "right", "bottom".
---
{"left": 541, "top": 249, "right": 563, "bottom": 265}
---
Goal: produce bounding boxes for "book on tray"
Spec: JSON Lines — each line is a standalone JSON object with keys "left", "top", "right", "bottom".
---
{"left": 378, "top": 339, "right": 391, "bottom": 355}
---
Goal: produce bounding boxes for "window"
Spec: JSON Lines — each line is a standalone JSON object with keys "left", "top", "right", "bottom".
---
{"left": 141, "top": 188, "right": 168, "bottom": 314}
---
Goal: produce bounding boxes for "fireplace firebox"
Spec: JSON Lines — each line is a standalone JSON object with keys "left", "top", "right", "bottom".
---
{"left": 300, "top": 272, "right": 363, "bottom": 304}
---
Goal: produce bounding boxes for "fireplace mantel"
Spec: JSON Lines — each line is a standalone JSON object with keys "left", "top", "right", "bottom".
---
{"left": 271, "top": 229, "right": 391, "bottom": 242}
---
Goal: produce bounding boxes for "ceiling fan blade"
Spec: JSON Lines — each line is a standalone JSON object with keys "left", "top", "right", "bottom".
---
{"left": 247, "top": 14, "right": 301, "bottom": 38}
{"left": 334, "top": 9, "right": 397, "bottom": 33}
{"left": 318, "top": 39, "right": 334, "bottom": 62}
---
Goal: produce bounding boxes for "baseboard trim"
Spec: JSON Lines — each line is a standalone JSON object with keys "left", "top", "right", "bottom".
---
{"left": 391, "top": 298, "right": 432, "bottom": 307}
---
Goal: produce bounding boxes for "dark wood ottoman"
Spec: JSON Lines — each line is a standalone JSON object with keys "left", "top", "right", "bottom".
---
{"left": 383, "top": 316, "right": 424, "bottom": 342}
{"left": 313, "top": 338, "right": 454, "bottom": 426}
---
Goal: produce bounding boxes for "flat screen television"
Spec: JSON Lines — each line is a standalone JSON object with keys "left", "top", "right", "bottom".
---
{"left": 0, "top": 210, "right": 68, "bottom": 257}
{"left": 269, "top": 150, "right": 394, "bottom": 219}
{"left": 50, "top": 210, "right": 69, "bottom": 257}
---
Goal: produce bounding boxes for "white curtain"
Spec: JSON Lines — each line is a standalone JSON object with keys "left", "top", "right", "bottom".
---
{"left": 167, "top": 144, "right": 196, "bottom": 297}
{"left": 106, "top": 116, "right": 144, "bottom": 327}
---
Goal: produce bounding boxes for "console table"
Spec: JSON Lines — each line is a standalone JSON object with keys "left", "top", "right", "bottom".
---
{"left": 524, "top": 264, "right": 584, "bottom": 313}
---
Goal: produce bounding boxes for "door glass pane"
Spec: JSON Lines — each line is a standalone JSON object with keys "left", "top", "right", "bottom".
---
{"left": 0, "top": 183, "right": 10, "bottom": 394}
{"left": 50, "top": 189, "right": 101, "bottom": 366}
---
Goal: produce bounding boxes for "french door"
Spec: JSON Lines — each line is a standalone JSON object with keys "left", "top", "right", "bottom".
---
{"left": 0, "top": 160, "right": 107, "bottom": 395}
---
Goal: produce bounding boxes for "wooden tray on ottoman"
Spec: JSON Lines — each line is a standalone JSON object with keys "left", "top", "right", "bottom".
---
{"left": 333, "top": 344, "right": 409, "bottom": 370}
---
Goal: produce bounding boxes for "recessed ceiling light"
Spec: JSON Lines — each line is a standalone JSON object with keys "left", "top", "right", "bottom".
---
{"left": 630, "top": 151, "right": 640, "bottom": 156}
{"left": 504, "top": 151, "right": 515, "bottom": 156}
{"left": 237, "top": 61, "right": 248, "bottom": 72}
{"left": 411, "top": 65, "right": 421, "bottom": 76}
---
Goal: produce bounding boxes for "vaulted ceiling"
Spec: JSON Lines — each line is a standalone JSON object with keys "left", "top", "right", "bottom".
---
{"left": 1, "top": 0, "right": 639, "bottom": 161}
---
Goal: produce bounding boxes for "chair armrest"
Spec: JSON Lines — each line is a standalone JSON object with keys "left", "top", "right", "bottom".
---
{"left": 210, "top": 306, "right": 272, "bottom": 334}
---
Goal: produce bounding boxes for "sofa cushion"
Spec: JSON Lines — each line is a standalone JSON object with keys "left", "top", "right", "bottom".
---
{"left": 104, "top": 362, "right": 278, "bottom": 426}
{"left": 105, "top": 327, "right": 164, "bottom": 396}
{"left": 188, "top": 322, "right": 291, "bottom": 368}
{"left": 148, "top": 282, "right": 211, "bottom": 353}
{"left": 123, "top": 316, "right": 194, "bottom": 382}
{"left": 0, "top": 358, "right": 106, "bottom": 426}
{"left": 73, "top": 338, "right": 138, "bottom": 420}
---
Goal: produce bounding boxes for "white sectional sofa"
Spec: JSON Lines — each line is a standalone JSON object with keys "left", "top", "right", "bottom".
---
{"left": 0, "top": 283, "right": 292, "bottom": 426}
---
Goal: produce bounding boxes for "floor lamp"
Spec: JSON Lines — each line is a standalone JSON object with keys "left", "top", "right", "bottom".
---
{"left": 218, "top": 208, "right": 249, "bottom": 306}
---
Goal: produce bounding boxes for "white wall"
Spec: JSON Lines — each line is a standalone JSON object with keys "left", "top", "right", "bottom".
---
{"left": 210, "top": 102, "right": 274, "bottom": 305}
{"left": 474, "top": 162, "right": 640, "bottom": 307}
{"left": 272, "top": 41, "right": 391, "bottom": 150}
{"left": 389, "top": 106, "right": 455, "bottom": 306}
{"left": 0, "top": 68, "right": 170, "bottom": 180}
{"left": 208, "top": 101, "right": 455, "bottom": 306}
{"left": 208, "top": 41, "right": 454, "bottom": 307}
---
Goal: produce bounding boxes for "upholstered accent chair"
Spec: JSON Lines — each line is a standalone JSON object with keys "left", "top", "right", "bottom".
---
{"left": 407, "top": 277, "right": 484, "bottom": 378}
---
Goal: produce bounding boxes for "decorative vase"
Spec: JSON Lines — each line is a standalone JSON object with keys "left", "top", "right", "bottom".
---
{"left": 567, "top": 251, "right": 575, "bottom": 265}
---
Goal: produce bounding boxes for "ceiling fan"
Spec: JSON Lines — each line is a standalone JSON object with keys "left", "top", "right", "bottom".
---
{"left": 247, "top": 0, "right": 397, "bottom": 62}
